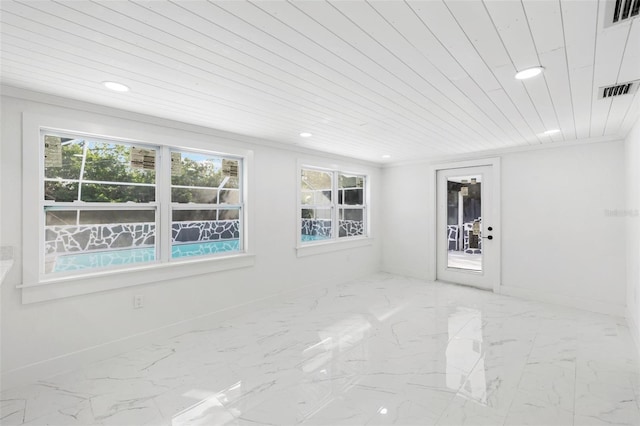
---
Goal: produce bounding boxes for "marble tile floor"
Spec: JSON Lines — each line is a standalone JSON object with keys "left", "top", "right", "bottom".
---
{"left": 2, "top": 273, "right": 639, "bottom": 426}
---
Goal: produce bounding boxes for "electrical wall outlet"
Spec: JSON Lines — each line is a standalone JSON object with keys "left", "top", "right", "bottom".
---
{"left": 134, "top": 295, "right": 144, "bottom": 309}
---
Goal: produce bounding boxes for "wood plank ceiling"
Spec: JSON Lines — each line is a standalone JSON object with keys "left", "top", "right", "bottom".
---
{"left": 1, "top": 0, "right": 638, "bottom": 163}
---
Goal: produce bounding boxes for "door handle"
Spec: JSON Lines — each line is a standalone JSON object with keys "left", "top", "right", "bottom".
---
{"left": 482, "top": 235, "right": 493, "bottom": 240}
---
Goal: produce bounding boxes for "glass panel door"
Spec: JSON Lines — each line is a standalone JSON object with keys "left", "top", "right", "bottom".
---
{"left": 446, "top": 174, "right": 483, "bottom": 272}
{"left": 436, "top": 164, "right": 499, "bottom": 291}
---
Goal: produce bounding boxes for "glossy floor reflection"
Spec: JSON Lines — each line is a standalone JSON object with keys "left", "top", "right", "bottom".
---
{"left": 2, "top": 273, "right": 639, "bottom": 425}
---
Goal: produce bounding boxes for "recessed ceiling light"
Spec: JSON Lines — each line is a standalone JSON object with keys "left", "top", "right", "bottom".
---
{"left": 102, "top": 81, "right": 130, "bottom": 92}
{"left": 299, "top": 132, "right": 312, "bottom": 138}
{"left": 515, "top": 66, "right": 544, "bottom": 80}
{"left": 543, "top": 129, "right": 561, "bottom": 135}
{"left": 381, "top": 154, "right": 392, "bottom": 159}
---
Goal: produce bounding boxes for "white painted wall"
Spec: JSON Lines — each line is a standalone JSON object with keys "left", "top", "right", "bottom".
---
{"left": 625, "top": 121, "right": 640, "bottom": 351}
{"left": 382, "top": 141, "right": 627, "bottom": 316}
{"left": 0, "top": 91, "right": 382, "bottom": 388}
{"left": 380, "top": 163, "right": 431, "bottom": 279}
{"left": 500, "top": 142, "right": 626, "bottom": 314}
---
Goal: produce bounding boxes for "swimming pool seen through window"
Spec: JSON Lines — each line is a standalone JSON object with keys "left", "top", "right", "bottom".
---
{"left": 42, "top": 131, "right": 244, "bottom": 276}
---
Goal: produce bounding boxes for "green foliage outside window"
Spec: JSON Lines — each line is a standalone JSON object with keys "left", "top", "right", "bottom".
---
{"left": 45, "top": 140, "right": 155, "bottom": 203}
{"left": 44, "top": 139, "right": 239, "bottom": 204}
{"left": 171, "top": 155, "right": 238, "bottom": 204}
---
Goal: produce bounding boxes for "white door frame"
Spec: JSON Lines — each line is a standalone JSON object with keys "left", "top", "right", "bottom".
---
{"left": 426, "top": 157, "right": 501, "bottom": 293}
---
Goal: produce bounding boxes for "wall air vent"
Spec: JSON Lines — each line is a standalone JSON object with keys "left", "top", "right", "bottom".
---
{"left": 598, "top": 80, "right": 640, "bottom": 99}
{"left": 605, "top": 0, "right": 640, "bottom": 27}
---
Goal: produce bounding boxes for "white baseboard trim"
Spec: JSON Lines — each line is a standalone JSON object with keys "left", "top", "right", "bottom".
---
{"left": 626, "top": 307, "right": 640, "bottom": 360}
{"left": 1, "top": 282, "right": 326, "bottom": 391}
{"left": 497, "top": 285, "right": 625, "bottom": 318}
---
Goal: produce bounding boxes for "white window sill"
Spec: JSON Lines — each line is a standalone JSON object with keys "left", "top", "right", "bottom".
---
{"left": 19, "top": 253, "right": 255, "bottom": 304}
{"left": 296, "top": 237, "right": 374, "bottom": 257}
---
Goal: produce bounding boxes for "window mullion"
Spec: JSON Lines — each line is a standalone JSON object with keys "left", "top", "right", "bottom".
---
{"left": 238, "top": 158, "right": 245, "bottom": 252}
{"left": 158, "top": 146, "right": 172, "bottom": 263}
{"left": 364, "top": 178, "right": 368, "bottom": 237}
{"left": 171, "top": 203, "right": 241, "bottom": 210}
{"left": 332, "top": 171, "right": 339, "bottom": 240}
{"left": 76, "top": 141, "right": 89, "bottom": 225}
{"left": 44, "top": 202, "right": 159, "bottom": 210}
{"left": 44, "top": 178, "right": 156, "bottom": 187}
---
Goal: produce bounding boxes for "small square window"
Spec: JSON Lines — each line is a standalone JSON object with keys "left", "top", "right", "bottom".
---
{"left": 299, "top": 167, "right": 367, "bottom": 244}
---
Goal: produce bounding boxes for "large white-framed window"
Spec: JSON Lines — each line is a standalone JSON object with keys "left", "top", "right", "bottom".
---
{"left": 169, "top": 149, "right": 243, "bottom": 260}
{"left": 41, "top": 131, "right": 244, "bottom": 276}
{"left": 298, "top": 164, "right": 369, "bottom": 251}
{"left": 42, "top": 133, "right": 160, "bottom": 275}
{"left": 22, "top": 113, "right": 253, "bottom": 303}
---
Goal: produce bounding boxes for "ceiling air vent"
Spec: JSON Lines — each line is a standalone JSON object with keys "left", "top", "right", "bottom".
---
{"left": 599, "top": 80, "right": 640, "bottom": 99}
{"left": 605, "top": 0, "right": 640, "bottom": 27}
